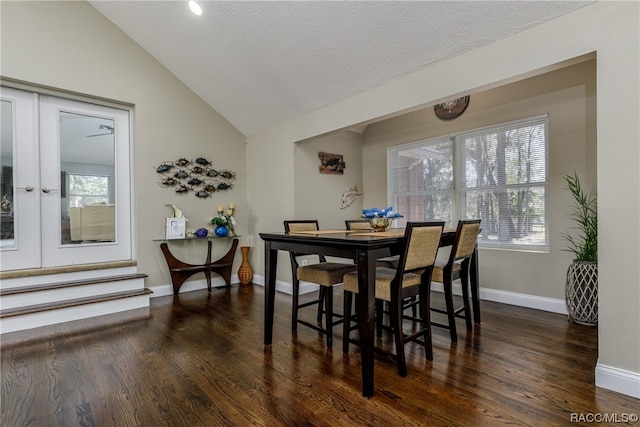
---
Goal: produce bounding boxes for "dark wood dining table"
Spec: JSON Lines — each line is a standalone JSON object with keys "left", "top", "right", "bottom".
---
{"left": 259, "top": 228, "right": 479, "bottom": 398}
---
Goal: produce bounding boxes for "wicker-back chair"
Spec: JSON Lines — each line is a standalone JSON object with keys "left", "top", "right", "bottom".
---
{"left": 284, "top": 220, "right": 357, "bottom": 348}
{"left": 342, "top": 222, "right": 444, "bottom": 376}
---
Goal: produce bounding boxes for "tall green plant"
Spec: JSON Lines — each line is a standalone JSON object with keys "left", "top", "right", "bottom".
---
{"left": 562, "top": 172, "right": 597, "bottom": 262}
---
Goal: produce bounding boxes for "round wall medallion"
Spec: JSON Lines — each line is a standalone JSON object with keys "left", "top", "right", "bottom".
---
{"left": 434, "top": 96, "right": 470, "bottom": 120}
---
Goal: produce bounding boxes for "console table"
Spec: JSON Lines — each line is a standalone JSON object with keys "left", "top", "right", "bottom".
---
{"left": 157, "top": 237, "right": 239, "bottom": 295}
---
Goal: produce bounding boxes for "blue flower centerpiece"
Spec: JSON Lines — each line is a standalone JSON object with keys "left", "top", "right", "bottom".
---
{"left": 361, "top": 207, "right": 403, "bottom": 232}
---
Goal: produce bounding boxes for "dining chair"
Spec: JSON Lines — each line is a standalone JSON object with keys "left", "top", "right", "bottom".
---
{"left": 345, "top": 219, "right": 415, "bottom": 324}
{"left": 344, "top": 219, "right": 371, "bottom": 230}
{"left": 284, "top": 220, "right": 357, "bottom": 348}
{"left": 342, "top": 221, "right": 444, "bottom": 377}
{"left": 345, "top": 219, "right": 397, "bottom": 269}
{"left": 428, "top": 219, "right": 481, "bottom": 342}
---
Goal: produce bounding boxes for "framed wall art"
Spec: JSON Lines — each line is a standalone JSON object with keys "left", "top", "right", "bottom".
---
{"left": 166, "top": 217, "right": 186, "bottom": 239}
{"left": 319, "top": 152, "right": 345, "bottom": 175}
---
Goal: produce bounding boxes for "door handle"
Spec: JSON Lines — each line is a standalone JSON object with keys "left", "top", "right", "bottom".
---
{"left": 17, "top": 185, "right": 34, "bottom": 192}
{"left": 41, "top": 187, "right": 58, "bottom": 194}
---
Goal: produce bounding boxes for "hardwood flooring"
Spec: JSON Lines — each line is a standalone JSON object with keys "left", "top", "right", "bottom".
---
{"left": 1, "top": 284, "right": 638, "bottom": 426}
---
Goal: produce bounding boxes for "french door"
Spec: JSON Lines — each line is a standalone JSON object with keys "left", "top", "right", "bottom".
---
{"left": 0, "top": 86, "right": 132, "bottom": 271}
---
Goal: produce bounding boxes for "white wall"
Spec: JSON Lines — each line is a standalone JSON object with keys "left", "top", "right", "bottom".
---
{"left": 248, "top": 2, "right": 639, "bottom": 397}
{"left": 0, "top": 1, "right": 247, "bottom": 289}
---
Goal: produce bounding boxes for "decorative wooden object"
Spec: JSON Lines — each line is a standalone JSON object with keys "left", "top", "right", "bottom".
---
{"left": 319, "top": 152, "right": 345, "bottom": 174}
{"left": 237, "top": 246, "right": 254, "bottom": 285}
{"left": 160, "top": 238, "right": 239, "bottom": 294}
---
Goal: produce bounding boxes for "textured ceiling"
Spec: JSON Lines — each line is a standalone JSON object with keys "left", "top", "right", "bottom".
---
{"left": 89, "top": 1, "right": 590, "bottom": 136}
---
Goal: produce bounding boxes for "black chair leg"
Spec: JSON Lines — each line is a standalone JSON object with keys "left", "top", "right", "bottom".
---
{"left": 443, "top": 276, "right": 458, "bottom": 342}
{"left": 324, "top": 286, "right": 333, "bottom": 348}
{"left": 316, "top": 287, "right": 326, "bottom": 324}
{"left": 460, "top": 262, "right": 473, "bottom": 332}
{"left": 420, "top": 282, "right": 433, "bottom": 361}
{"left": 410, "top": 296, "right": 418, "bottom": 317}
{"left": 390, "top": 293, "right": 407, "bottom": 377}
{"left": 343, "top": 291, "right": 353, "bottom": 353}
{"left": 292, "top": 278, "right": 300, "bottom": 332}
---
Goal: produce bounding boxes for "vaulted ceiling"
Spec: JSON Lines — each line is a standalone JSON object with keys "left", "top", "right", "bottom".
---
{"left": 89, "top": 1, "right": 591, "bottom": 136}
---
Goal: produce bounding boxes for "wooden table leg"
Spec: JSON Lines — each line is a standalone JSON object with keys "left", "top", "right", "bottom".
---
{"left": 264, "top": 241, "right": 277, "bottom": 347}
{"left": 356, "top": 248, "right": 377, "bottom": 398}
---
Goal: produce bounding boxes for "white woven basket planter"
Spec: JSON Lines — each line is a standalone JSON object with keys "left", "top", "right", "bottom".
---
{"left": 565, "top": 261, "right": 598, "bottom": 326}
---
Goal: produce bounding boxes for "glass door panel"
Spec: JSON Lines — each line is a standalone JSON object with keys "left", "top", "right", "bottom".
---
{"left": 1, "top": 100, "right": 14, "bottom": 244}
{"left": 40, "top": 96, "right": 131, "bottom": 267}
{"left": 0, "top": 87, "right": 40, "bottom": 271}
{"left": 59, "top": 112, "right": 116, "bottom": 245}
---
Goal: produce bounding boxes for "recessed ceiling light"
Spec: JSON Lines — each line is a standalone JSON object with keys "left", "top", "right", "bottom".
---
{"left": 188, "top": 1, "right": 203, "bottom": 16}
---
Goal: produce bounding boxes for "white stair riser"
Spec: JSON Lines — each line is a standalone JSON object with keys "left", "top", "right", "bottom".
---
{"left": 0, "top": 294, "right": 151, "bottom": 334}
{"left": 0, "top": 278, "right": 146, "bottom": 310}
{"left": 0, "top": 266, "right": 139, "bottom": 291}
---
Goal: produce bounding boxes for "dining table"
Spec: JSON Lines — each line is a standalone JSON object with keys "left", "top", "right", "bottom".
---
{"left": 259, "top": 227, "right": 479, "bottom": 398}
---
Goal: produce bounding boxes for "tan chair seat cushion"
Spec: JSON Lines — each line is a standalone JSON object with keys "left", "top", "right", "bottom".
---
{"left": 297, "top": 262, "right": 357, "bottom": 285}
{"left": 343, "top": 267, "right": 421, "bottom": 302}
{"left": 432, "top": 261, "right": 461, "bottom": 283}
{"left": 376, "top": 255, "right": 399, "bottom": 269}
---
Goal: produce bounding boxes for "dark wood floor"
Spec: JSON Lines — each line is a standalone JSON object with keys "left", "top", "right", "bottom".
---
{"left": 2, "top": 284, "right": 638, "bottom": 426}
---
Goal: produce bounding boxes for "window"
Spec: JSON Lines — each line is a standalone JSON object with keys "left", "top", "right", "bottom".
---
{"left": 388, "top": 115, "right": 548, "bottom": 251}
{"left": 68, "top": 174, "right": 110, "bottom": 207}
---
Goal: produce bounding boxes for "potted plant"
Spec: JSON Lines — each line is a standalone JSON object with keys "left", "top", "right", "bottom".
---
{"left": 562, "top": 172, "right": 598, "bottom": 325}
{"left": 209, "top": 212, "right": 235, "bottom": 237}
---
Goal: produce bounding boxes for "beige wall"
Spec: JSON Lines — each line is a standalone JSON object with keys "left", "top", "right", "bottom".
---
{"left": 294, "top": 131, "right": 364, "bottom": 229}
{"left": 360, "top": 60, "right": 596, "bottom": 300}
{"left": 248, "top": 2, "right": 639, "bottom": 396}
{"left": 0, "top": 1, "right": 247, "bottom": 287}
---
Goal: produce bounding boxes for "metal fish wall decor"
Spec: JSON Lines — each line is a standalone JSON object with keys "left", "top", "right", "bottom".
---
{"left": 155, "top": 156, "right": 236, "bottom": 198}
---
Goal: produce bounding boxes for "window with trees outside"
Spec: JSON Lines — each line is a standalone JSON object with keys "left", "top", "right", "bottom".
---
{"left": 68, "top": 174, "right": 111, "bottom": 207}
{"left": 388, "top": 115, "right": 548, "bottom": 251}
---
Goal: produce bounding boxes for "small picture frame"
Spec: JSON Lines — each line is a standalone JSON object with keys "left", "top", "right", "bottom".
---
{"left": 166, "top": 217, "right": 186, "bottom": 239}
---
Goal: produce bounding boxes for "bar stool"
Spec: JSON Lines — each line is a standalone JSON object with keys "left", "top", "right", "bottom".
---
{"left": 342, "top": 222, "right": 444, "bottom": 376}
{"left": 284, "top": 220, "right": 357, "bottom": 348}
{"left": 429, "top": 220, "right": 481, "bottom": 342}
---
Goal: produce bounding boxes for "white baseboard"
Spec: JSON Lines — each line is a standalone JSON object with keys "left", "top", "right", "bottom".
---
{"left": 251, "top": 273, "right": 568, "bottom": 314}
{"left": 249, "top": 274, "right": 319, "bottom": 295}
{"left": 149, "top": 275, "right": 239, "bottom": 298}
{"left": 595, "top": 364, "right": 640, "bottom": 399}
{"left": 474, "top": 286, "right": 568, "bottom": 315}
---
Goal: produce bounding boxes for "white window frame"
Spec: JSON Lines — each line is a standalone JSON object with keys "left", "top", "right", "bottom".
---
{"left": 67, "top": 173, "right": 111, "bottom": 208}
{"left": 388, "top": 115, "right": 549, "bottom": 252}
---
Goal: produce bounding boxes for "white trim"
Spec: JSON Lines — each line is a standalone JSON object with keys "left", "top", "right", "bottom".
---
{"left": 149, "top": 275, "right": 239, "bottom": 298}
{"left": 473, "top": 286, "right": 568, "bottom": 315}
{"left": 250, "top": 274, "right": 568, "bottom": 314}
{"left": 595, "top": 364, "right": 640, "bottom": 399}
{"left": 240, "top": 274, "right": 319, "bottom": 296}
